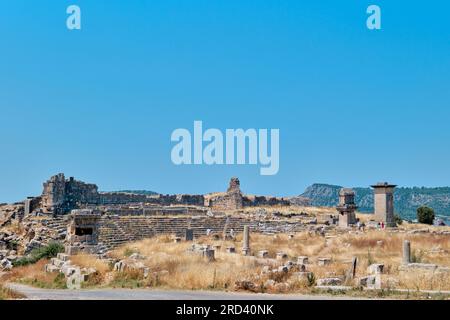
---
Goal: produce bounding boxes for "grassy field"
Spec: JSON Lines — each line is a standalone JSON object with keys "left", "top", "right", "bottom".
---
{"left": 5, "top": 225, "right": 447, "bottom": 297}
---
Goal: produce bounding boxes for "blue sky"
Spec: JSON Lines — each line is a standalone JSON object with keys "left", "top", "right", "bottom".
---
{"left": 1, "top": 1, "right": 449, "bottom": 202}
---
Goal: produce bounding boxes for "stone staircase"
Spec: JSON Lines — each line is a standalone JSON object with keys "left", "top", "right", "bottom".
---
{"left": 96, "top": 215, "right": 308, "bottom": 249}
{"left": 23, "top": 214, "right": 310, "bottom": 251}
{"left": 98, "top": 216, "right": 131, "bottom": 250}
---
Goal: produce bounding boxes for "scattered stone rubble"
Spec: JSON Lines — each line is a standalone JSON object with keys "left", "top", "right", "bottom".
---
{"left": 44, "top": 253, "right": 98, "bottom": 290}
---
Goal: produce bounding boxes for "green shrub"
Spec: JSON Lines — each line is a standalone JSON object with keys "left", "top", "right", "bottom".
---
{"left": 307, "top": 272, "right": 316, "bottom": 287}
{"left": 13, "top": 242, "right": 64, "bottom": 267}
{"left": 394, "top": 214, "right": 403, "bottom": 225}
{"left": 367, "top": 249, "right": 374, "bottom": 265}
{"left": 417, "top": 206, "right": 435, "bottom": 225}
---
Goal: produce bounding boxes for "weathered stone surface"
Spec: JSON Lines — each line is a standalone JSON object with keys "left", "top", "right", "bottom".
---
{"left": 367, "top": 263, "right": 384, "bottom": 275}
{"left": 0, "top": 258, "right": 12, "bottom": 270}
{"left": 234, "top": 280, "right": 258, "bottom": 292}
{"left": 317, "top": 258, "right": 332, "bottom": 266}
{"left": 336, "top": 188, "right": 357, "bottom": 228}
{"left": 278, "top": 266, "right": 289, "bottom": 273}
{"left": 45, "top": 264, "right": 60, "bottom": 273}
{"left": 399, "top": 263, "right": 438, "bottom": 271}
{"left": 226, "top": 247, "right": 236, "bottom": 254}
{"left": 359, "top": 275, "right": 381, "bottom": 289}
{"left": 57, "top": 253, "right": 70, "bottom": 262}
{"left": 276, "top": 252, "right": 288, "bottom": 260}
{"left": 66, "top": 268, "right": 82, "bottom": 290}
{"left": 292, "top": 272, "right": 313, "bottom": 281}
{"left": 403, "top": 240, "right": 411, "bottom": 264}
{"left": 185, "top": 229, "right": 194, "bottom": 241}
{"left": 258, "top": 250, "right": 269, "bottom": 258}
{"left": 317, "top": 277, "right": 342, "bottom": 286}
{"left": 297, "top": 256, "right": 309, "bottom": 265}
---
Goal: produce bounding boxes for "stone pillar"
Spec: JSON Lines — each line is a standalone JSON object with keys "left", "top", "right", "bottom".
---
{"left": 242, "top": 226, "right": 250, "bottom": 256}
{"left": 336, "top": 188, "right": 358, "bottom": 228}
{"left": 204, "top": 249, "right": 215, "bottom": 262}
{"left": 371, "top": 182, "right": 397, "bottom": 227}
{"left": 403, "top": 240, "right": 411, "bottom": 264}
{"left": 24, "top": 198, "right": 32, "bottom": 216}
{"left": 185, "top": 229, "right": 194, "bottom": 241}
{"left": 349, "top": 257, "right": 357, "bottom": 280}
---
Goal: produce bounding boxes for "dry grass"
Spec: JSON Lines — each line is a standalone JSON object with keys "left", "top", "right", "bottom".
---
{"left": 3, "top": 259, "right": 67, "bottom": 289}
{"left": 3, "top": 219, "right": 449, "bottom": 298}
{"left": 57, "top": 227, "right": 449, "bottom": 295}
{"left": 0, "top": 284, "right": 25, "bottom": 300}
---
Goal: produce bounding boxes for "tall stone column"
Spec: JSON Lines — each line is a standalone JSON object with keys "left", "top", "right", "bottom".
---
{"left": 371, "top": 182, "right": 397, "bottom": 227}
{"left": 403, "top": 240, "right": 411, "bottom": 264}
{"left": 242, "top": 226, "right": 250, "bottom": 256}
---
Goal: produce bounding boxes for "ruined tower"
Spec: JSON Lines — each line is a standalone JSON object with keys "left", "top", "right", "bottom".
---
{"left": 336, "top": 188, "right": 358, "bottom": 227}
{"left": 371, "top": 182, "right": 396, "bottom": 227}
{"left": 208, "top": 177, "right": 243, "bottom": 211}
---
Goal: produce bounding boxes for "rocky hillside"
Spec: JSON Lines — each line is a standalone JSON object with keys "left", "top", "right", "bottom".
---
{"left": 299, "top": 183, "right": 450, "bottom": 221}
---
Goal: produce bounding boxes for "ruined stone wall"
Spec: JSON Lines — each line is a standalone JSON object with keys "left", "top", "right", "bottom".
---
{"left": 208, "top": 192, "right": 243, "bottom": 211}
{"left": 105, "top": 206, "right": 208, "bottom": 216}
{"left": 147, "top": 195, "right": 205, "bottom": 206}
{"left": 243, "top": 196, "right": 291, "bottom": 207}
{"left": 97, "top": 215, "right": 308, "bottom": 249}
{"left": 208, "top": 177, "right": 244, "bottom": 210}
{"left": 40, "top": 174, "right": 205, "bottom": 214}
{"left": 98, "top": 192, "right": 148, "bottom": 205}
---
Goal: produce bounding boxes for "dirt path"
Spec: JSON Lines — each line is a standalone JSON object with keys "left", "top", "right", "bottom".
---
{"left": 6, "top": 283, "right": 362, "bottom": 300}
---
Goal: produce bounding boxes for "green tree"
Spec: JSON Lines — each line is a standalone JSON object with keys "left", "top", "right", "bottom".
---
{"left": 394, "top": 214, "right": 403, "bottom": 225}
{"left": 416, "top": 206, "right": 435, "bottom": 225}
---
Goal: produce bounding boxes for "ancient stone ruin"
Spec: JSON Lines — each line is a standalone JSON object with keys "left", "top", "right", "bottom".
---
{"left": 336, "top": 188, "right": 358, "bottom": 228}
{"left": 207, "top": 177, "right": 291, "bottom": 211}
{"left": 207, "top": 177, "right": 244, "bottom": 210}
{"left": 371, "top": 182, "right": 396, "bottom": 227}
{"left": 39, "top": 173, "right": 205, "bottom": 215}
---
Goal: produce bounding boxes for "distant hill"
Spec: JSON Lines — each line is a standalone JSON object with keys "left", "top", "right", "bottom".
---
{"left": 299, "top": 183, "right": 450, "bottom": 221}
{"left": 110, "top": 190, "right": 158, "bottom": 196}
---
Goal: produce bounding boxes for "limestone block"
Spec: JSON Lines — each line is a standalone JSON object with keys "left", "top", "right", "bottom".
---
{"left": 60, "top": 262, "right": 73, "bottom": 276}
{"left": 278, "top": 266, "right": 289, "bottom": 273}
{"left": 57, "top": 253, "right": 70, "bottom": 262}
{"left": 292, "top": 272, "right": 313, "bottom": 281}
{"left": 359, "top": 275, "right": 381, "bottom": 289}
{"left": 367, "top": 264, "right": 384, "bottom": 275}
{"left": 317, "top": 277, "right": 342, "bottom": 286}
{"left": 128, "top": 253, "right": 146, "bottom": 260}
{"left": 297, "top": 256, "right": 309, "bottom": 265}
{"left": 297, "top": 264, "right": 307, "bottom": 272}
{"left": 264, "top": 279, "right": 276, "bottom": 288}
{"left": 317, "top": 258, "right": 332, "bottom": 266}
{"left": 0, "top": 258, "right": 12, "bottom": 270}
{"left": 276, "top": 252, "right": 288, "bottom": 260}
{"left": 399, "top": 263, "right": 438, "bottom": 272}
{"left": 258, "top": 250, "right": 269, "bottom": 258}
{"left": 51, "top": 258, "right": 65, "bottom": 268}
{"left": 226, "top": 247, "right": 236, "bottom": 254}
{"left": 67, "top": 271, "right": 82, "bottom": 290}
{"left": 45, "top": 264, "right": 60, "bottom": 273}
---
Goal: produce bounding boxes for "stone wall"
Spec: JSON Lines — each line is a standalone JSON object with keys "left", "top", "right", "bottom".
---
{"left": 208, "top": 177, "right": 291, "bottom": 211}
{"left": 40, "top": 174, "right": 205, "bottom": 214}
{"left": 207, "top": 177, "right": 244, "bottom": 210}
{"left": 97, "top": 215, "right": 308, "bottom": 249}
{"left": 243, "top": 195, "right": 291, "bottom": 207}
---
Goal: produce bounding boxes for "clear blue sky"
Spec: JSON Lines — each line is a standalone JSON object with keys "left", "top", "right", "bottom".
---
{"left": 1, "top": 1, "right": 449, "bottom": 203}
